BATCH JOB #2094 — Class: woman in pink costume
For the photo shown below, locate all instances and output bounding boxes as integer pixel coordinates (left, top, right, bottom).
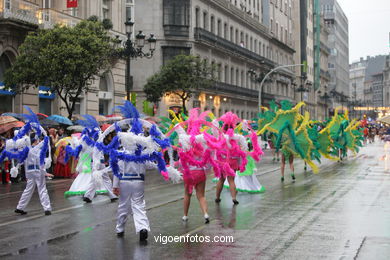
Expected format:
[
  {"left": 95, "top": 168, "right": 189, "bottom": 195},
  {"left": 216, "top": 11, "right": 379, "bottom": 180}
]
[
  {"left": 167, "top": 109, "right": 227, "bottom": 223},
  {"left": 215, "top": 112, "right": 249, "bottom": 205}
]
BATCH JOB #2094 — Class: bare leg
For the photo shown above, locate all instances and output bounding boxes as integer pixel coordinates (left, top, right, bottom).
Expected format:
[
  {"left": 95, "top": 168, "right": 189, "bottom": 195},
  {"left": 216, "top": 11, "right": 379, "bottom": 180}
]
[
  {"left": 183, "top": 187, "right": 192, "bottom": 217},
  {"left": 195, "top": 181, "right": 208, "bottom": 215},
  {"left": 215, "top": 177, "right": 225, "bottom": 202},
  {"left": 226, "top": 176, "right": 237, "bottom": 201},
  {"left": 281, "top": 154, "right": 286, "bottom": 181}
]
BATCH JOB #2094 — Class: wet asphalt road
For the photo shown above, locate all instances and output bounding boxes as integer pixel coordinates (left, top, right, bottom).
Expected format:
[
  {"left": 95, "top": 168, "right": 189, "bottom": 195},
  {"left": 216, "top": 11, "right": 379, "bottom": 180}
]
[{"left": 1, "top": 142, "right": 390, "bottom": 260}]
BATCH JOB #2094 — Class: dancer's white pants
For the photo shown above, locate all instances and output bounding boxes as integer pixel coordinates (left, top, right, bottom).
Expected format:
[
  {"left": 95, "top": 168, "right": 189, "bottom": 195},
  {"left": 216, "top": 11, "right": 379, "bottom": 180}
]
[
  {"left": 84, "top": 171, "right": 117, "bottom": 200},
  {"left": 17, "top": 173, "right": 51, "bottom": 211},
  {"left": 116, "top": 180, "right": 150, "bottom": 233}
]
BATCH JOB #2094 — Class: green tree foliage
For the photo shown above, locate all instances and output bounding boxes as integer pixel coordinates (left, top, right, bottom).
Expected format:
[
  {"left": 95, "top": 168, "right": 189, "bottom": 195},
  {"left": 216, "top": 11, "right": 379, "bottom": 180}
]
[
  {"left": 143, "top": 55, "right": 217, "bottom": 115},
  {"left": 4, "top": 20, "right": 114, "bottom": 119}
]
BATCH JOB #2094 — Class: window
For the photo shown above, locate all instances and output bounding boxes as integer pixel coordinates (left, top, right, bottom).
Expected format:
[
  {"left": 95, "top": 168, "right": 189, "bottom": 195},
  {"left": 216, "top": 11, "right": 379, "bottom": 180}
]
[
  {"left": 280, "top": 26, "right": 283, "bottom": 41},
  {"left": 241, "top": 70, "right": 244, "bottom": 87},
  {"left": 270, "top": 19, "right": 274, "bottom": 33},
  {"left": 254, "top": 39, "right": 257, "bottom": 53},
  {"left": 162, "top": 47, "right": 190, "bottom": 65},
  {"left": 102, "top": 0, "right": 110, "bottom": 19},
  {"left": 224, "top": 65, "right": 229, "bottom": 83},
  {"left": 203, "top": 11, "right": 208, "bottom": 29},
  {"left": 163, "top": 0, "right": 190, "bottom": 26},
  {"left": 210, "top": 15, "right": 215, "bottom": 33},
  {"left": 236, "top": 69, "right": 239, "bottom": 86},
  {"left": 230, "top": 26, "right": 234, "bottom": 42},
  {"left": 195, "top": 8, "right": 200, "bottom": 27},
  {"left": 224, "top": 23, "right": 228, "bottom": 39},
  {"left": 230, "top": 67, "right": 234, "bottom": 84},
  {"left": 125, "top": 0, "right": 134, "bottom": 22},
  {"left": 276, "top": 22, "right": 279, "bottom": 39},
  {"left": 217, "top": 19, "right": 221, "bottom": 36}
]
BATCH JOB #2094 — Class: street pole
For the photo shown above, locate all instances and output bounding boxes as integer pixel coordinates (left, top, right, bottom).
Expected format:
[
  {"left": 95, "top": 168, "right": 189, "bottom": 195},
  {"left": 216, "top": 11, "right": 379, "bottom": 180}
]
[
  {"left": 126, "top": 51, "right": 131, "bottom": 101},
  {"left": 258, "top": 63, "right": 305, "bottom": 113}
]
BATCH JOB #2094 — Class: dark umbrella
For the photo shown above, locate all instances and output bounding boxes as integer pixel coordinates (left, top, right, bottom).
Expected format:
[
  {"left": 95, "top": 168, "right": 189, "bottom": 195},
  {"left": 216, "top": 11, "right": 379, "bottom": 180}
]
[{"left": 40, "top": 118, "right": 60, "bottom": 127}]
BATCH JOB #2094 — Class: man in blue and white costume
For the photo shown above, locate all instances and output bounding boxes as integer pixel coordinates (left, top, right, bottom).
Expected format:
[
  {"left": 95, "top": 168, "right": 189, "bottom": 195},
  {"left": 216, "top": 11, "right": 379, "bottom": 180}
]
[
  {"left": 94, "top": 101, "right": 181, "bottom": 241},
  {"left": 0, "top": 107, "right": 52, "bottom": 215}
]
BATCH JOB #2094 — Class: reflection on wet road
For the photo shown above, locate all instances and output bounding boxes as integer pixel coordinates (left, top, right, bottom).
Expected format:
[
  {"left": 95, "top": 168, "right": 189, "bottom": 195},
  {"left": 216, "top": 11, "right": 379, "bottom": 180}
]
[{"left": 1, "top": 142, "right": 390, "bottom": 259}]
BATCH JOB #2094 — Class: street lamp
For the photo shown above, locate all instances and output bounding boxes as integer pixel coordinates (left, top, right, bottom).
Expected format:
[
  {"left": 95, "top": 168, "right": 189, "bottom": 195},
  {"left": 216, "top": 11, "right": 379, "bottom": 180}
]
[
  {"left": 118, "top": 19, "right": 156, "bottom": 101},
  {"left": 294, "top": 75, "right": 312, "bottom": 114},
  {"left": 248, "top": 64, "right": 305, "bottom": 113},
  {"left": 319, "top": 88, "right": 332, "bottom": 118}
]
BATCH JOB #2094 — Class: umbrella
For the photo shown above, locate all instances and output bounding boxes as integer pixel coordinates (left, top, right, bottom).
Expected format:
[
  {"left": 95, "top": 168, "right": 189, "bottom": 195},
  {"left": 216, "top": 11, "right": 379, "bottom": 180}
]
[
  {"left": 40, "top": 118, "right": 60, "bottom": 127},
  {"left": 0, "top": 121, "right": 25, "bottom": 134},
  {"left": 106, "top": 114, "right": 123, "bottom": 122},
  {"left": 47, "top": 115, "right": 73, "bottom": 125},
  {"left": 36, "top": 113, "right": 48, "bottom": 120},
  {"left": 0, "top": 116, "right": 18, "bottom": 125},
  {"left": 100, "top": 123, "right": 112, "bottom": 132},
  {"left": 144, "top": 116, "right": 161, "bottom": 124},
  {"left": 55, "top": 137, "right": 72, "bottom": 148},
  {"left": 67, "top": 125, "right": 84, "bottom": 132},
  {"left": 1, "top": 113, "right": 24, "bottom": 120},
  {"left": 94, "top": 115, "right": 108, "bottom": 123},
  {"left": 377, "top": 115, "right": 390, "bottom": 125}
]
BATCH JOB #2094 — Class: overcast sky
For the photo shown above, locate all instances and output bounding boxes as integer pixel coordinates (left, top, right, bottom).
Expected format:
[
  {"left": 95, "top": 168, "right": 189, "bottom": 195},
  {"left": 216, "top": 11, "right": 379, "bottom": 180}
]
[{"left": 337, "top": 0, "right": 390, "bottom": 63}]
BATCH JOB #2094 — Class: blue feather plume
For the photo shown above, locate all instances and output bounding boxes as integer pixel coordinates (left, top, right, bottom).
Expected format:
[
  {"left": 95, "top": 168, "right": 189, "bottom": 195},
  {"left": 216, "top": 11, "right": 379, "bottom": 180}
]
[
  {"left": 114, "top": 101, "right": 140, "bottom": 119},
  {"left": 22, "top": 106, "right": 41, "bottom": 137},
  {"left": 77, "top": 115, "right": 99, "bottom": 129}
]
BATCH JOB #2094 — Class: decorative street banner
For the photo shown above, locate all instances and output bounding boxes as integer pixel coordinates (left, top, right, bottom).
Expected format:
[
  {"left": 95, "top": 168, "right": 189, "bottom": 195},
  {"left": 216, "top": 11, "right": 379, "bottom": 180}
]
[{"left": 67, "top": 0, "right": 78, "bottom": 8}]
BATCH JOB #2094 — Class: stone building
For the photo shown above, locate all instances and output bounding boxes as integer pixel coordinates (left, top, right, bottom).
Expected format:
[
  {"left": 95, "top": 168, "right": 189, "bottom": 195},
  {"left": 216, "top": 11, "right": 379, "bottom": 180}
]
[
  {"left": 320, "top": 0, "right": 349, "bottom": 110},
  {"left": 132, "top": 0, "right": 297, "bottom": 118},
  {"left": 0, "top": 0, "right": 127, "bottom": 116}
]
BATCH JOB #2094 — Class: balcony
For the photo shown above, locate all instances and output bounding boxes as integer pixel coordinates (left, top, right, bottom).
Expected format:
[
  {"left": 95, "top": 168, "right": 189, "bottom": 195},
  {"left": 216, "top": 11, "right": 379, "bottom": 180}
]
[
  {"left": 320, "top": 69, "right": 331, "bottom": 80},
  {"left": 37, "top": 8, "right": 81, "bottom": 29},
  {"left": 0, "top": 1, "right": 82, "bottom": 29},
  {"left": 194, "top": 27, "right": 274, "bottom": 67},
  {"left": 200, "top": 81, "right": 258, "bottom": 99},
  {"left": 0, "top": 0, "right": 39, "bottom": 25}
]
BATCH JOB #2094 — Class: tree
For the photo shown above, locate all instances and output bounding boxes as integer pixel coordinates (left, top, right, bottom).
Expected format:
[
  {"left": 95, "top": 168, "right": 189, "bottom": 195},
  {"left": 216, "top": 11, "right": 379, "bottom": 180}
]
[
  {"left": 143, "top": 55, "right": 217, "bottom": 115},
  {"left": 4, "top": 20, "right": 114, "bottom": 119}
]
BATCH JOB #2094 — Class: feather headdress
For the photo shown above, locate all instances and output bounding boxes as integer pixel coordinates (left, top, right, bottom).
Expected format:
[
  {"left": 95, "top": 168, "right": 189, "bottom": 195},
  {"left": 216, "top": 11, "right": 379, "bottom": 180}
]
[{"left": 114, "top": 101, "right": 142, "bottom": 134}]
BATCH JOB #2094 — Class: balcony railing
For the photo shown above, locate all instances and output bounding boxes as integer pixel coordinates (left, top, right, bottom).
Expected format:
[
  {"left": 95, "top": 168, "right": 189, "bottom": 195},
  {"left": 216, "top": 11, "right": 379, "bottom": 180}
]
[
  {"left": 37, "top": 8, "right": 81, "bottom": 29},
  {"left": 200, "top": 82, "right": 258, "bottom": 99},
  {"left": 320, "top": 69, "right": 331, "bottom": 79},
  {"left": 0, "top": 0, "right": 39, "bottom": 25},
  {"left": 194, "top": 27, "right": 274, "bottom": 67}
]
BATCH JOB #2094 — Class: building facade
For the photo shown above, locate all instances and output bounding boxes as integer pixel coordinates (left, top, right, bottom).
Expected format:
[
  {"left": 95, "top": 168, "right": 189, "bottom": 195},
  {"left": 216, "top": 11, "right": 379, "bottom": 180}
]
[
  {"left": 349, "top": 57, "right": 368, "bottom": 103},
  {"left": 0, "top": 0, "right": 127, "bottom": 117},
  {"left": 131, "top": 0, "right": 297, "bottom": 118},
  {"left": 320, "top": 0, "right": 349, "bottom": 111}
]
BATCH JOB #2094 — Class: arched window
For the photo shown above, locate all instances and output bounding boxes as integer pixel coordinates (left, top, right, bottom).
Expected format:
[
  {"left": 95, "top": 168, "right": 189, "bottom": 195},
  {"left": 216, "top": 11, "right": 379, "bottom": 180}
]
[{"left": 98, "top": 72, "right": 113, "bottom": 115}]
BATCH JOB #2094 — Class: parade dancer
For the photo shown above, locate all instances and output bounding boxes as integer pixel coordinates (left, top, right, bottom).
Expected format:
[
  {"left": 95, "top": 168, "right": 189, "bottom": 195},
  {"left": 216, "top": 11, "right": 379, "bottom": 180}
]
[
  {"left": 166, "top": 109, "right": 224, "bottom": 223},
  {"left": 94, "top": 101, "right": 181, "bottom": 241},
  {"left": 0, "top": 107, "right": 52, "bottom": 215},
  {"left": 215, "top": 112, "right": 249, "bottom": 205},
  {"left": 64, "top": 116, "right": 117, "bottom": 202}
]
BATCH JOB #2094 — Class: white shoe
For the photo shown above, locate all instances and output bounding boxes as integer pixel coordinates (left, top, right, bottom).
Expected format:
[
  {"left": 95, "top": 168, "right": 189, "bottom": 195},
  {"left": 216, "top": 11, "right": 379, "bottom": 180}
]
[
  {"left": 182, "top": 216, "right": 189, "bottom": 221},
  {"left": 204, "top": 214, "right": 210, "bottom": 224}
]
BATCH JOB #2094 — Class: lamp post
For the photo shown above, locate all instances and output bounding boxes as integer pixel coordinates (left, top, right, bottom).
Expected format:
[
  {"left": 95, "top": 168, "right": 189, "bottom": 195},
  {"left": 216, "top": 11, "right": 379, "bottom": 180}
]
[
  {"left": 248, "top": 64, "right": 305, "bottom": 113},
  {"left": 118, "top": 19, "right": 157, "bottom": 102},
  {"left": 294, "top": 75, "right": 312, "bottom": 114},
  {"left": 319, "top": 89, "right": 332, "bottom": 119}
]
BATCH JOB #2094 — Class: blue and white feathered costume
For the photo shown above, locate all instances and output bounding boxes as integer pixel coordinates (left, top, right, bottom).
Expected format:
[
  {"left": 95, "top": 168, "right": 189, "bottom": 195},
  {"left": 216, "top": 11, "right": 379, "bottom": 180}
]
[
  {"left": 0, "top": 106, "right": 52, "bottom": 213},
  {"left": 64, "top": 115, "right": 109, "bottom": 198},
  {"left": 92, "top": 101, "right": 181, "bottom": 235}
]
